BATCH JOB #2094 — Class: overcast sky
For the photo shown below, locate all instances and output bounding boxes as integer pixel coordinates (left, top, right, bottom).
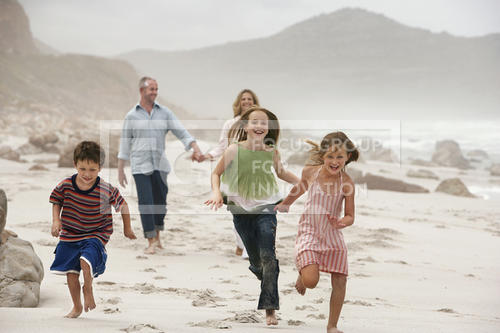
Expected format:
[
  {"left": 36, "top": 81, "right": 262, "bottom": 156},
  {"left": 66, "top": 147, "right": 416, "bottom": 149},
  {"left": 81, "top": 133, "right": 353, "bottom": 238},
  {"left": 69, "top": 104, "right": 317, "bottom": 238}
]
[{"left": 19, "top": 0, "right": 500, "bottom": 56}]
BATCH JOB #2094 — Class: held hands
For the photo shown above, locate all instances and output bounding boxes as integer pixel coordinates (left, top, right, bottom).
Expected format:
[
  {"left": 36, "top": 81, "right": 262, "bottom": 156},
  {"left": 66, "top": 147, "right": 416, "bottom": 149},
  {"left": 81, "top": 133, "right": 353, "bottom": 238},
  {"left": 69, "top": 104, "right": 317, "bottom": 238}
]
[
  {"left": 274, "top": 202, "right": 290, "bottom": 213},
  {"left": 51, "top": 219, "right": 62, "bottom": 237},
  {"left": 123, "top": 227, "right": 137, "bottom": 240},
  {"left": 191, "top": 151, "right": 205, "bottom": 162},
  {"left": 327, "top": 214, "right": 347, "bottom": 229},
  {"left": 204, "top": 191, "right": 223, "bottom": 210}
]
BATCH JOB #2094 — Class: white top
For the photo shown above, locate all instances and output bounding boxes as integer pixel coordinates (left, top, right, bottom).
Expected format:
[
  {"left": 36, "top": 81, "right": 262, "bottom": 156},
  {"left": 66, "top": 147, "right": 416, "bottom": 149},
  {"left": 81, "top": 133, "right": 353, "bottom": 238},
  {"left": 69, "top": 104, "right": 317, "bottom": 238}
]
[{"left": 206, "top": 116, "right": 241, "bottom": 159}]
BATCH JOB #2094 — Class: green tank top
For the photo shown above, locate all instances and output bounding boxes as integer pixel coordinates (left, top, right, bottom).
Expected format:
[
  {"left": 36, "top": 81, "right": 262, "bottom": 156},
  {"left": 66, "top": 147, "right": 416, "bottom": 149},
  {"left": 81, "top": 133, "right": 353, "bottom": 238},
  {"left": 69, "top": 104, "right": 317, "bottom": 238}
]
[{"left": 221, "top": 144, "right": 279, "bottom": 200}]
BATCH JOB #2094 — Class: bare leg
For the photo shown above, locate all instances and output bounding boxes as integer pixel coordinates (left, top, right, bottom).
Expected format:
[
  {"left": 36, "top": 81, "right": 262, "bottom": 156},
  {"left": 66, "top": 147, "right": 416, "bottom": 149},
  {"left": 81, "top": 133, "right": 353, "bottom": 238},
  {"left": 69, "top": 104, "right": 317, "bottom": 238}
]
[
  {"left": 235, "top": 246, "right": 243, "bottom": 256},
  {"left": 144, "top": 236, "right": 157, "bottom": 254},
  {"left": 80, "top": 259, "right": 96, "bottom": 312},
  {"left": 265, "top": 309, "right": 278, "bottom": 325},
  {"left": 296, "top": 264, "right": 319, "bottom": 295},
  {"left": 327, "top": 273, "right": 346, "bottom": 332},
  {"left": 154, "top": 230, "right": 164, "bottom": 249},
  {"left": 64, "top": 273, "right": 82, "bottom": 318}
]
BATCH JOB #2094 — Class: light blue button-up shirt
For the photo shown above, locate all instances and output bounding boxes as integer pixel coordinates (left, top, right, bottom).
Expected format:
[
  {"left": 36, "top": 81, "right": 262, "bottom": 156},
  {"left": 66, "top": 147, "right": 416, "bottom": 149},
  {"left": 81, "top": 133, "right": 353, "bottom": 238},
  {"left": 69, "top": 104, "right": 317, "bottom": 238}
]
[{"left": 118, "top": 103, "right": 195, "bottom": 175}]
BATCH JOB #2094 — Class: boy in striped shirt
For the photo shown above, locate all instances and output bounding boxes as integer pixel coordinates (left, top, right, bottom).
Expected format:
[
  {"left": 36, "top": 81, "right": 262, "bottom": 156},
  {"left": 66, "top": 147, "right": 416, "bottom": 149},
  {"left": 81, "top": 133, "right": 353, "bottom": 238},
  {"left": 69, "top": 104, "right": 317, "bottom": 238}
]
[{"left": 49, "top": 141, "right": 136, "bottom": 318}]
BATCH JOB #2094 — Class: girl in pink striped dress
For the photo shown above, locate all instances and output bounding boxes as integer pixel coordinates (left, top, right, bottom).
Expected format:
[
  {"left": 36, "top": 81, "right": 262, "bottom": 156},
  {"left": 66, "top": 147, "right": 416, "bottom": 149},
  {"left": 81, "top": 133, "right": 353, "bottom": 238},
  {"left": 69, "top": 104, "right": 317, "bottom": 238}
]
[{"left": 275, "top": 131, "right": 359, "bottom": 333}]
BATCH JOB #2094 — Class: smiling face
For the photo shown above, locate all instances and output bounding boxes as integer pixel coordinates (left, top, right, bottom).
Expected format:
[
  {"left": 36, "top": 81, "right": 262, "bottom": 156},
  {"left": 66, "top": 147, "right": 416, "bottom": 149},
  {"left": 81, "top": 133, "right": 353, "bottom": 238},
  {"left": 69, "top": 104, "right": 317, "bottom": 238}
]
[
  {"left": 322, "top": 145, "right": 350, "bottom": 175},
  {"left": 240, "top": 92, "right": 255, "bottom": 113},
  {"left": 244, "top": 110, "right": 269, "bottom": 140},
  {"left": 140, "top": 79, "right": 158, "bottom": 105},
  {"left": 74, "top": 159, "right": 101, "bottom": 187}
]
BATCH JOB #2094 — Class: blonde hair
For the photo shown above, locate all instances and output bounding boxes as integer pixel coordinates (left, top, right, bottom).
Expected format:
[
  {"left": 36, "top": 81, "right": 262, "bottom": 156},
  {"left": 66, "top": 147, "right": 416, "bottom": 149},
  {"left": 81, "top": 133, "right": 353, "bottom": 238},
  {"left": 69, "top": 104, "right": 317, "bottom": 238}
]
[
  {"left": 228, "top": 106, "right": 280, "bottom": 146},
  {"left": 306, "top": 132, "right": 359, "bottom": 166},
  {"left": 232, "top": 89, "right": 260, "bottom": 117}
]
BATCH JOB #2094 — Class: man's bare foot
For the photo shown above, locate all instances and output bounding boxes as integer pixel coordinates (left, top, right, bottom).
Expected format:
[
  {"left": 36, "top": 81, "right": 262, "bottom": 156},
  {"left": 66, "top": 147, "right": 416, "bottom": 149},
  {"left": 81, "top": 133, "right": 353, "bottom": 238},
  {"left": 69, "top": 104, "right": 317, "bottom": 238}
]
[
  {"left": 144, "top": 241, "right": 156, "bottom": 254},
  {"left": 64, "top": 305, "right": 83, "bottom": 318},
  {"left": 327, "top": 327, "right": 344, "bottom": 333},
  {"left": 82, "top": 285, "right": 96, "bottom": 312},
  {"left": 265, "top": 309, "right": 278, "bottom": 326},
  {"left": 235, "top": 246, "right": 243, "bottom": 256},
  {"left": 295, "top": 275, "right": 306, "bottom": 295},
  {"left": 155, "top": 240, "right": 164, "bottom": 250}
]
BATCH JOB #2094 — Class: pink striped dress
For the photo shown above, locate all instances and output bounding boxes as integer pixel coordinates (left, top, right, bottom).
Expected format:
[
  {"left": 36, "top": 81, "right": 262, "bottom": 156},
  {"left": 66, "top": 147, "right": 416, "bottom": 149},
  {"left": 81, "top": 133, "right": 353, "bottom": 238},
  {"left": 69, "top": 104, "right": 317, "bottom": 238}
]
[{"left": 295, "top": 168, "right": 348, "bottom": 275}]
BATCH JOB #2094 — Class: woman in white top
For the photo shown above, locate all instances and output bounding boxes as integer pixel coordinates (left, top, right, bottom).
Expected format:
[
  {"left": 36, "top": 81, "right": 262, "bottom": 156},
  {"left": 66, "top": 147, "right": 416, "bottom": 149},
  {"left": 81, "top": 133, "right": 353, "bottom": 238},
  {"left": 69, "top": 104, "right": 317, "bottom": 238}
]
[{"left": 204, "top": 89, "right": 260, "bottom": 257}]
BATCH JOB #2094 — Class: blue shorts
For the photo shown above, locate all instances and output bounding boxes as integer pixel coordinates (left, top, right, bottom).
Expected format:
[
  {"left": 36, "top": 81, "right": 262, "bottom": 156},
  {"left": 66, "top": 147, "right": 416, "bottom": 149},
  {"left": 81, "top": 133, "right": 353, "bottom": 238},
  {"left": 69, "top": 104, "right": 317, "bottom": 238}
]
[{"left": 50, "top": 238, "right": 107, "bottom": 278}]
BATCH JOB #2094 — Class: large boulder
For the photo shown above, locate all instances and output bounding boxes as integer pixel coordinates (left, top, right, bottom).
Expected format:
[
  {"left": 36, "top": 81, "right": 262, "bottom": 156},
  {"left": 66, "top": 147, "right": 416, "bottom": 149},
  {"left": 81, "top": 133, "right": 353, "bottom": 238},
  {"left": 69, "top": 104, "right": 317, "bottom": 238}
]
[
  {"left": 0, "top": 145, "right": 20, "bottom": 162},
  {"left": 0, "top": 189, "right": 6, "bottom": 237},
  {"left": 359, "top": 137, "right": 399, "bottom": 163},
  {"left": 357, "top": 173, "right": 429, "bottom": 193},
  {"left": 435, "top": 178, "right": 475, "bottom": 198},
  {"left": 431, "top": 140, "right": 471, "bottom": 170},
  {"left": 0, "top": 188, "right": 44, "bottom": 307},
  {"left": 490, "top": 164, "right": 500, "bottom": 177},
  {"left": 406, "top": 169, "right": 439, "bottom": 180},
  {"left": 0, "top": 237, "right": 44, "bottom": 307},
  {"left": 466, "top": 149, "right": 489, "bottom": 162}
]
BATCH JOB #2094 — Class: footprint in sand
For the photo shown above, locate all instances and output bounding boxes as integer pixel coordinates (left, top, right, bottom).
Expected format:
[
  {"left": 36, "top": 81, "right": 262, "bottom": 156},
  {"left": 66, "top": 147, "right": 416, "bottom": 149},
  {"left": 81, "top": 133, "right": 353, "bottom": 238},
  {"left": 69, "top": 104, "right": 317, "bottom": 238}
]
[
  {"left": 357, "top": 256, "right": 377, "bottom": 263},
  {"left": 307, "top": 314, "right": 326, "bottom": 320},
  {"left": 296, "top": 305, "right": 318, "bottom": 311},
  {"left": 288, "top": 320, "right": 305, "bottom": 326},
  {"left": 344, "top": 300, "right": 373, "bottom": 306},
  {"left": 120, "top": 324, "right": 164, "bottom": 333},
  {"left": 136, "top": 255, "right": 148, "bottom": 260},
  {"left": 96, "top": 281, "right": 116, "bottom": 286},
  {"left": 385, "top": 260, "right": 409, "bottom": 265},
  {"left": 103, "top": 307, "right": 120, "bottom": 314},
  {"left": 436, "top": 308, "right": 457, "bottom": 314},
  {"left": 153, "top": 276, "right": 167, "bottom": 280},
  {"left": 35, "top": 239, "right": 57, "bottom": 247},
  {"left": 189, "top": 320, "right": 231, "bottom": 329},
  {"left": 312, "top": 298, "right": 324, "bottom": 304},
  {"left": 142, "top": 268, "right": 157, "bottom": 273},
  {"left": 104, "top": 297, "right": 121, "bottom": 305}
]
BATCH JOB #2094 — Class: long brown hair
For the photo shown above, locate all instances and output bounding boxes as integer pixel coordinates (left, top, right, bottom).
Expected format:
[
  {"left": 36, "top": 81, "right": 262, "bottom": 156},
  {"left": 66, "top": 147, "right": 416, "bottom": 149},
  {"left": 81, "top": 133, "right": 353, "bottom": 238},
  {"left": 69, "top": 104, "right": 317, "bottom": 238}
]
[
  {"left": 228, "top": 106, "right": 280, "bottom": 146},
  {"left": 306, "top": 131, "right": 359, "bottom": 166},
  {"left": 232, "top": 89, "right": 260, "bottom": 117}
]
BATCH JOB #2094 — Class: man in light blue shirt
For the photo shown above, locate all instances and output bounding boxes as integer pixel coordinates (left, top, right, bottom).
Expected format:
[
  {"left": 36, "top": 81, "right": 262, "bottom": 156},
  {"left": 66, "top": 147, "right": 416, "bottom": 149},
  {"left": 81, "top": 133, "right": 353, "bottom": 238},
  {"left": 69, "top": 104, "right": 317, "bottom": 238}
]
[{"left": 118, "top": 76, "right": 203, "bottom": 254}]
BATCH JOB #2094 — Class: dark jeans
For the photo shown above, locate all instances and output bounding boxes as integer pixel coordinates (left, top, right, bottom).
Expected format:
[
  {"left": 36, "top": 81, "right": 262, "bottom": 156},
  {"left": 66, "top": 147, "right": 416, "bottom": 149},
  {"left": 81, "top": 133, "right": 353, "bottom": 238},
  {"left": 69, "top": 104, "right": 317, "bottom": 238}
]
[
  {"left": 133, "top": 170, "right": 168, "bottom": 239},
  {"left": 232, "top": 212, "right": 279, "bottom": 310}
]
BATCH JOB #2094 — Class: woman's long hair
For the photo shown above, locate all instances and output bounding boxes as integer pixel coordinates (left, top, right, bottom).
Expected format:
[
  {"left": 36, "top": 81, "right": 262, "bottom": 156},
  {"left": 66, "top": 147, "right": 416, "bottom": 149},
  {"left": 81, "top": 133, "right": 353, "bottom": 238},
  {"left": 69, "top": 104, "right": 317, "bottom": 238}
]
[{"left": 232, "top": 89, "right": 260, "bottom": 117}]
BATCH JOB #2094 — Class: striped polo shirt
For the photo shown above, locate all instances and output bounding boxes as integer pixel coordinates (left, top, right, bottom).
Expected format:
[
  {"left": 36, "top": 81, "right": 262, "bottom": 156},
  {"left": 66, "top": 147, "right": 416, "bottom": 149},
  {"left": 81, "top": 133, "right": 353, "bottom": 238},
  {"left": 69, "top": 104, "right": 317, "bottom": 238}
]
[{"left": 49, "top": 175, "right": 125, "bottom": 245}]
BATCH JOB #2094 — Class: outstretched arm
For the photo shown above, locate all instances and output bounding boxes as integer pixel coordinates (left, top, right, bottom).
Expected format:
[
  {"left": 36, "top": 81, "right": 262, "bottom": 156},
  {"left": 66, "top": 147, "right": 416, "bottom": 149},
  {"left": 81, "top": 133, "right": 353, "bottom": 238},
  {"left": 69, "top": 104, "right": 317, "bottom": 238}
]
[
  {"left": 204, "top": 144, "right": 238, "bottom": 210},
  {"left": 273, "top": 149, "right": 300, "bottom": 185},
  {"left": 275, "top": 165, "right": 317, "bottom": 212}
]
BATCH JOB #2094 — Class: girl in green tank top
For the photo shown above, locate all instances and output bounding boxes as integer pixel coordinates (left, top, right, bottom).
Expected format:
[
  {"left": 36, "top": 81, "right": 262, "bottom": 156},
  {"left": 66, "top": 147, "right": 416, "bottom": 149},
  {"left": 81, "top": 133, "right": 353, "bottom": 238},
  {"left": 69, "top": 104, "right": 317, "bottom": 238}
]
[{"left": 205, "top": 106, "right": 299, "bottom": 326}]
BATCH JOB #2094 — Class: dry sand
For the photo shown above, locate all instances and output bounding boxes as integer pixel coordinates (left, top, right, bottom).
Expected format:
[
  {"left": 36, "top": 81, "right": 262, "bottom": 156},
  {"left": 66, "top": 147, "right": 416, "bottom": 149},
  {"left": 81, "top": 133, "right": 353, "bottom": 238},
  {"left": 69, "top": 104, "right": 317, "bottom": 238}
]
[{"left": 1, "top": 140, "right": 500, "bottom": 332}]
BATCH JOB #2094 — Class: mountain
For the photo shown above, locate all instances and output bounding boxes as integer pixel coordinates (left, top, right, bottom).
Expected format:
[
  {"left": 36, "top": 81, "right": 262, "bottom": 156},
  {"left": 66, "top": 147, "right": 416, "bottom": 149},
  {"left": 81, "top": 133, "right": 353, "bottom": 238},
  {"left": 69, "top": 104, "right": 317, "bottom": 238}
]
[
  {"left": 0, "top": 0, "right": 195, "bottom": 131},
  {"left": 120, "top": 8, "right": 500, "bottom": 120}
]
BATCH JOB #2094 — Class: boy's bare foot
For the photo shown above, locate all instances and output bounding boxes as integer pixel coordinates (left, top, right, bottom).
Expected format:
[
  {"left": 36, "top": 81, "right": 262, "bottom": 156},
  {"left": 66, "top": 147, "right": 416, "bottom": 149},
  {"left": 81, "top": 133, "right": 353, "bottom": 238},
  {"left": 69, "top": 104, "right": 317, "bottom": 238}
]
[
  {"left": 64, "top": 305, "right": 83, "bottom": 318},
  {"left": 235, "top": 246, "right": 243, "bottom": 256},
  {"left": 265, "top": 309, "right": 278, "bottom": 326},
  {"left": 327, "top": 327, "right": 344, "bottom": 333},
  {"left": 295, "top": 275, "right": 306, "bottom": 295},
  {"left": 82, "top": 285, "right": 96, "bottom": 312}
]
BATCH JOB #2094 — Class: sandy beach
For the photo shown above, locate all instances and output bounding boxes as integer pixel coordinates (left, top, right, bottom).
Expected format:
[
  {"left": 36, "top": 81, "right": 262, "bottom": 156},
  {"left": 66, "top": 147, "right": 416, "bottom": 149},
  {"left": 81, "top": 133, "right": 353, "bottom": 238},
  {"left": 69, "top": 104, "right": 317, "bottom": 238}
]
[{"left": 0, "top": 139, "right": 499, "bottom": 333}]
